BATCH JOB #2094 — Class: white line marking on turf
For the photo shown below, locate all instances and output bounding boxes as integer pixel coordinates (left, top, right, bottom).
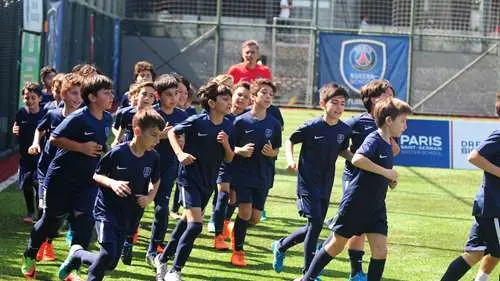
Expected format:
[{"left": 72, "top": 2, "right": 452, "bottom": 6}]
[{"left": 0, "top": 173, "right": 18, "bottom": 192}]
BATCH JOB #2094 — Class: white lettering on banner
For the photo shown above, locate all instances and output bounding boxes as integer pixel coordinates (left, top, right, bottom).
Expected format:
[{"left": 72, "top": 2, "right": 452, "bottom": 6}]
[
  {"left": 452, "top": 121, "right": 498, "bottom": 170},
  {"left": 400, "top": 135, "right": 442, "bottom": 147}
]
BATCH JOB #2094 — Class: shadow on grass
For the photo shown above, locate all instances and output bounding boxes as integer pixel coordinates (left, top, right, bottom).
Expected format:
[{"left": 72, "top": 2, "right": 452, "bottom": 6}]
[{"left": 406, "top": 167, "right": 472, "bottom": 208}]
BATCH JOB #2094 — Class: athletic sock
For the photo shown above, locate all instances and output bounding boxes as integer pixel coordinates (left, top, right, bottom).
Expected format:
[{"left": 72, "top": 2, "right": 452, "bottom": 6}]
[
  {"left": 171, "top": 222, "right": 202, "bottom": 272},
  {"left": 213, "top": 191, "right": 228, "bottom": 235},
  {"left": 475, "top": 270, "right": 489, "bottom": 281},
  {"left": 367, "top": 258, "right": 386, "bottom": 281},
  {"left": 348, "top": 249, "right": 365, "bottom": 276},
  {"left": 278, "top": 225, "right": 307, "bottom": 253},
  {"left": 159, "top": 219, "right": 187, "bottom": 263},
  {"left": 441, "top": 256, "right": 471, "bottom": 281},
  {"left": 233, "top": 216, "right": 249, "bottom": 251},
  {"left": 302, "top": 248, "right": 333, "bottom": 281}
]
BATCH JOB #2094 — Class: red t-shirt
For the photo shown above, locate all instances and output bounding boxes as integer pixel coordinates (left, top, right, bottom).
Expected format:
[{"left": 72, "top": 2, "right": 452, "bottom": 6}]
[{"left": 227, "top": 63, "right": 272, "bottom": 84}]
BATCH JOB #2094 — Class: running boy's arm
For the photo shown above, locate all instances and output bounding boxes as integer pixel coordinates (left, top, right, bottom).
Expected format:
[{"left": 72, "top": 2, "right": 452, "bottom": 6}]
[
  {"left": 468, "top": 150, "right": 500, "bottom": 178},
  {"left": 168, "top": 129, "right": 196, "bottom": 165},
  {"left": 93, "top": 173, "right": 131, "bottom": 198},
  {"left": 28, "top": 129, "right": 46, "bottom": 155},
  {"left": 339, "top": 149, "right": 353, "bottom": 162},
  {"left": 137, "top": 179, "right": 160, "bottom": 208},
  {"left": 217, "top": 130, "right": 235, "bottom": 163},
  {"left": 50, "top": 136, "right": 102, "bottom": 157},
  {"left": 352, "top": 153, "right": 398, "bottom": 182},
  {"left": 391, "top": 138, "right": 400, "bottom": 156},
  {"left": 285, "top": 139, "right": 297, "bottom": 172}
]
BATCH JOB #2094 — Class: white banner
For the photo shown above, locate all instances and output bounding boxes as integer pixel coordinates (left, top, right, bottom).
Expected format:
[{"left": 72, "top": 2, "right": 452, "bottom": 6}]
[
  {"left": 23, "top": 0, "right": 43, "bottom": 33},
  {"left": 452, "top": 121, "right": 499, "bottom": 169}
]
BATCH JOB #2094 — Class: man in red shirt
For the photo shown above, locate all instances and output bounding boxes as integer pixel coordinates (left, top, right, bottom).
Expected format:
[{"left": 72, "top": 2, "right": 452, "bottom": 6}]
[{"left": 227, "top": 40, "right": 272, "bottom": 83}]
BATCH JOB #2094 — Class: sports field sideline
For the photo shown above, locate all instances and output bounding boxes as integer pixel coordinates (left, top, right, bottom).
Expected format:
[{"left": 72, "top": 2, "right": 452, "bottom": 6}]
[{"left": 1, "top": 108, "right": 497, "bottom": 280}]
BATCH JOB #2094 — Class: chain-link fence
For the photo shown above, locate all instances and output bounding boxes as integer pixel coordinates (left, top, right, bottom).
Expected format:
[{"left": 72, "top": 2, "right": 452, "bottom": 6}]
[{"left": 120, "top": 0, "right": 500, "bottom": 117}]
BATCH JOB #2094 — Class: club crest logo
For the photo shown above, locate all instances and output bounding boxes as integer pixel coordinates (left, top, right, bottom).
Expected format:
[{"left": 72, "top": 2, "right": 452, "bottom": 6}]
[
  {"left": 143, "top": 167, "right": 151, "bottom": 178},
  {"left": 337, "top": 134, "right": 345, "bottom": 144},
  {"left": 340, "top": 39, "right": 386, "bottom": 93},
  {"left": 265, "top": 128, "right": 273, "bottom": 139}
]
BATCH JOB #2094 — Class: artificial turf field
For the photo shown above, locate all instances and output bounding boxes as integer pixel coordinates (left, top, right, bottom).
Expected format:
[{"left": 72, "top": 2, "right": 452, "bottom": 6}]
[{"left": 1, "top": 108, "right": 498, "bottom": 280}]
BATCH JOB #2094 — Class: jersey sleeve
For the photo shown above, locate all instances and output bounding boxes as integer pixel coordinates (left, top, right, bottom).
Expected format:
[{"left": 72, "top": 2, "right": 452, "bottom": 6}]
[
  {"left": 340, "top": 127, "right": 351, "bottom": 151},
  {"left": 289, "top": 121, "right": 310, "bottom": 144},
  {"left": 150, "top": 152, "right": 161, "bottom": 183},
  {"left": 52, "top": 114, "right": 81, "bottom": 139},
  {"left": 356, "top": 133, "right": 378, "bottom": 159},
  {"left": 95, "top": 148, "right": 115, "bottom": 176},
  {"left": 173, "top": 114, "right": 197, "bottom": 136},
  {"left": 37, "top": 111, "right": 52, "bottom": 131},
  {"left": 343, "top": 115, "right": 358, "bottom": 129},
  {"left": 113, "top": 109, "right": 123, "bottom": 130},
  {"left": 476, "top": 130, "right": 500, "bottom": 159},
  {"left": 272, "top": 122, "right": 282, "bottom": 149}
]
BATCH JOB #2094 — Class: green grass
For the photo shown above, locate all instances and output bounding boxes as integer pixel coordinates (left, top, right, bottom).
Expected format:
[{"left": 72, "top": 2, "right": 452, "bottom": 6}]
[{"left": 1, "top": 108, "right": 497, "bottom": 280}]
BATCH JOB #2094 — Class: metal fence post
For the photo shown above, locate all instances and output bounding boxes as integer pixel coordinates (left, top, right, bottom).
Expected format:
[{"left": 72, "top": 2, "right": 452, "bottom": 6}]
[
  {"left": 308, "top": 0, "right": 319, "bottom": 107},
  {"left": 406, "top": 0, "right": 416, "bottom": 105},
  {"left": 213, "top": 0, "right": 222, "bottom": 76}
]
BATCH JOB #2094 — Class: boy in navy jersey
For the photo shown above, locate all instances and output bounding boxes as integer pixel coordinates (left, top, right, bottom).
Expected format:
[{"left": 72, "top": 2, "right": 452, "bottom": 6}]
[
  {"left": 119, "top": 61, "right": 155, "bottom": 109},
  {"left": 440, "top": 130, "right": 500, "bottom": 281},
  {"left": 272, "top": 84, "right": 352, "bottom": 276},
  {"left": 229, "top": 79, "right": 282, "bottom": 267},
  {"left": 212, "top": 81, "right": 252, "bottom": 250},
  {"left": 58, "top": 109, "right": 164, "bottom": 281},
  {"left": 113, "top": 82, "right": 156, "bottom": 146},
  {"left": 145, "top": 75, "right": 188, "bottom": 265},
  {"left": 39, "top": 66, "right": 57, "bottom": 108},
  {"left": 298, "top": 98, "right": 411, "bottom": 281},
  {"left": 21, "top": 74, "right": 114, "bottom": 279},
  {"left": 28, "top": 73, "right": 83, "bottom": 262},
  {"left": 43, "top": 73, "right": 65, "bottom": 112},
  {"left": 155, "top": 81, "right": 234, "bottom": 281},
  {"left": 342, "top": 80, "right": 398, "bottom": 281},
  {"left": 13, "top": 82, "right": 45, "bottom": 223}
]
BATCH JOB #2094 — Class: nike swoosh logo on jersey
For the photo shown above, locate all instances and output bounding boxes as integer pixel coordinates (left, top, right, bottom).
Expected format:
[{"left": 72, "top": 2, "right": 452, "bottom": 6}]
[
  {"left": 364, "top": 126, "right": 374, "bottom": 130},
  {"left": 84, "top": 131, "right": 95, "bottom": 135},
  {"left": 314, "top": 136, "right": 325, "bottom": 140},
  {"left": 197, "top": 133, "right": 208, "bottom": 137},
  {"left": 116, "top": 166, "right": 127, "bottom": 170},
  {"left": 21, "top": 121, "right": 28, "bottom": 124},
  {"left": 352, "top": 130, "right": 360, "bottom": 134},
  {"left": 379, "top": 155, "right": 388, "bottom": 159},
  {"left": 245, "top": 130, "right": 254, "bottom": 134}
]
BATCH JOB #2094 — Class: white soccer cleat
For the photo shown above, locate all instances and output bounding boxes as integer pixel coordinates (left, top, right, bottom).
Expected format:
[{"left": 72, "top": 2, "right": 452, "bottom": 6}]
[
  {"left": 164, "top": 270, "right": 182, "bottom": 281},
  {"left": 154, "top": 255, "right": 168, "bottom": 281}
]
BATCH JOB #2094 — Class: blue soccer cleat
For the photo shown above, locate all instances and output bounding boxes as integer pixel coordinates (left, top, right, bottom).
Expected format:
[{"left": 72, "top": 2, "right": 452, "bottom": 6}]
[
  {"left": 272, "top": 240, "right": 285, "bottom": 273},
  {"left": 58, "top": 244, "right": 82, "bottom": 280},
  {"left": 261, "top": 210, "right": 268, "bottom": 222},
  {"left": 66, "top": 229, "right": 73, "bottom": 247},
  {"left": 121, "top": 242, "right": 133, "bottom": 265},
  {"left": 349, "top": 272, "right": 367, "bottom": 281}
]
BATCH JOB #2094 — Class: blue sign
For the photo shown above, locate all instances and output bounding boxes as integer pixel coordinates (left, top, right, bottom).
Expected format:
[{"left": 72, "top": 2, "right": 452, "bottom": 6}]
[
  {"left": 46, "top": 0, "right": 64, "bottom": 70},
  {"left": 318, "top": 33, "right": 409, "bottom": 107},
  {"left": 394, "top": 120, "right": 451, "bottom": 168}
]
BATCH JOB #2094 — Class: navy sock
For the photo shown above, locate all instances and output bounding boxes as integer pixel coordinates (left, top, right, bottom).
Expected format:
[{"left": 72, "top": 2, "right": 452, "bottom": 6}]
[
  {"left": 367, "top": 258, "right": 386, "bottom": 281},
  {"left": 171, "top": 222, "right": 202, "bottom": 272},
  {"left": 302, "top": 248, "right": 333, "bottom": 281},
  {"left": 303, "top": 218, "right": 322, "bottom": 272},
  {"left": 148, "top": 198, "right": 169, "bottom": 256},
  {"left": 233, "top": 216, "right": 249, "bottom": 251},
  {"left": 278, "top": 225, "right": 308, "bottom": 253},
  {"left": 440, "top": 256, "right": 471, "bottom": 281},
  {"left": 213, "top": 191, "right": 228, "bottom": 235},
  {"left": 225, "top": 203, "right": 237, "bottom": 220},
  {"left": 159, "top": 219, "right": 187, "bottom": 263},
  {"left": 348, "top": 249, "right": 365, "bottom": 276},
  {"left": 24, "top": 213, "right": 62, "bottom": 258},
  {"left": 77, "top": 242, "right": 119, "bottom": 281}
]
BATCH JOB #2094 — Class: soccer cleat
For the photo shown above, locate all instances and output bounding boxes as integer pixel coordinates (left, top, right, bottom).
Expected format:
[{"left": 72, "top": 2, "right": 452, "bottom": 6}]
[
  {"left": 207, "top": 220, "right": 215, "bottom": 233},
  {"left": 154, "top": 255, "right": 168, "bottom": 281},
  {"left": 260, "top": 210, "right": 268, "bottom": 222},
  {"left": 64, "top": 272, "right": 84, "bottom": 281},
  {"left": 156, "top": 243, "right": 165, "bottom": 254},
  {"left": 146, "top": 255, "right": 156, "bottom": 269},
  {"left": 23, "top": 215, "right": 34, "bottom": 224},
  {"left": 36, "top": 241, "right": 47, "bottom": 261},
  {"left": 21, "top": 256, "right": 36, "bottom": 279},
  {"left": 214, "top": 234, "right": 229, "bottom": 250},
  {"left": 164, "top": 270, "right": 182, "bottom": 281},
  {"left": 222, "top": 219, "right": 230, "bottom": 239},
  {"left": 349, "top": 272, "right": 367, "bottom": 281},
  {"left": 58, "top": 244, "right": 82, "bottom": 280},
  {"left": 42, "top": 242, "right": 56, "bottom": 261},
  {"left": 272, "top": 240, "right": 285, "bottom": 273},
  {"left": 121, "top": 242, "right": 133, "bottom": 265},
  {"left": 231, "top": 250, "right": 247, "bottom": 267},
  {"left": 66, "top": 230, "right": 73, "bottom": 247},
  {"left": 227, "top": 221, "right": 235, "bottom": 250},
  {"left": 133, "top": 228, "right": 139, "bottom": 244}
]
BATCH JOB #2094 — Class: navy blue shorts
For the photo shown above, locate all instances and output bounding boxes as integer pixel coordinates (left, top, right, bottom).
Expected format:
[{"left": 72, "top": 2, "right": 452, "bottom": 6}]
[
  {"left": 45, "top": 182, "right": 98, "bottom": 217},
  {"left": 18, "top": 166, "right": 37, "bottom": 191},
  {"left": 464, "top": 216, "right": 500, "bottom": 258},
  {"left": 235, "top": 186, "right": 268, "bottom": 211},
  {"left": 328, "top": 211, "right": 388, "bottom": 238},
  {"left": 179, "top": 185, "right": 212, "bottom": 210},
  {"left": 158, "top": 164, "right": 178, "bottom": 200},
  {"left": 216, "top": 163, "right": 232, "bottom": 184},
  {"left": 96, "top": 220, "right": 126, "bottom": 245},
  {"left": 297, "top": 195, "right": 329, "bottom": 220}
]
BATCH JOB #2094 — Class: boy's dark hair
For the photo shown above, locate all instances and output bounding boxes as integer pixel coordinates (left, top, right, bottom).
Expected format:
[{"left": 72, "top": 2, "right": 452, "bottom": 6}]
[
  {"left": 154, "top": 74, "right": 178, "bottom": 94},
  {"left": 40, "top": 66, "right": 57, "bottom": 85},
  {"left": 81, "top": 74, "right": 113, "bottom": 104},
  {"left": 250, "top": 79, "right": 276, "bottom": 96},
  {"left": 234, "top": 81, "right": 251, "bottom": 91},
  {"left": 198, "top": 81, "right": 232, "bottom": 111},
  {"left": 132, "top": 109, "right": 166, "bottom": 132},
  {"left": 373, "top": 97, "right": 412, "bottom": 128},
  {"left": 360, "top": 80, "right": 391, "bottom": 112},
  {"left": 134, "top": 61, "right": 155, "bottom": 80},
  {"left": 319, "top": 83, "right": 349, "bottom": 102},
  {"left": 22, "top": 81, "right": 42, "bottom": 97}
]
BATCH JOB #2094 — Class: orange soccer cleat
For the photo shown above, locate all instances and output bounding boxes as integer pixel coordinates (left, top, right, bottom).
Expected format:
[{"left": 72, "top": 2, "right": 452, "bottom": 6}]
[
  {"left": 214, "top": 234, "right": 229, "bottom": 251},
  {"left": 231, "top": 250, "right": 247, "bottom": 267},
  {"left": 42, "top": 242, "right": 56, "bottom": 261}
]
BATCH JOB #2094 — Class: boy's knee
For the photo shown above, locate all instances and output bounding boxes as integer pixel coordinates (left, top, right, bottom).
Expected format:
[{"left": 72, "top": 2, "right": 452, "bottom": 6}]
[
  {"left": 462, "top": 251, "right": 485, "bottom": 266},
  {"left": 371, "top": 244, "right": 388, "bottom": 259}
]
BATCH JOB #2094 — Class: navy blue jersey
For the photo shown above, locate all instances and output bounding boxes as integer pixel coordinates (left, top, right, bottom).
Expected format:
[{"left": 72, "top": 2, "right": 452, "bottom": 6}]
[
  {"left": 36, "top": 108, "right": 65, "bottom": 179},
  {"left": 339, "top": 131, "right": 393, "bottom": 216},
  {"left": 40, "top": 90, "right": 54, "bottom": 108},
  {"left": 231, "top": 111, "right": 282, "bottom": 189},
  {"left": 217, "top": 112, "right": 248, "bottom": 183},
  {"left": 472, "top": 130, "right": 500, "bottom": 217},
  {"left": 117, "top": 106, "right": 136, "bottom": 142},
  {"left": 174, "top": 113, "right": 234, "bottom": 194},
  {"left": 15, "top": 107, "right": 45, "bottom": 169},
  {"left": 267, "top": 105, "right": 284, "bottom": 129},
  {"left": 119, "top": 91, "right": 130, "bottom": 109},
  {"left": 154, "top": 107, "right": 187, "bottom": 171},
  {"left": 94, "top": 142, "right": 160, "bottom": 224},
  {"left": 185, "top": 106, "right": 197, "bottom": 117},
  {"left": 290, "top": 117, "right": 351, "bottom": 199},
  {"left": 43, "top": 101, "right": 60, "bottom": 112},
  {"left": 44, "top": 107, "right": 113, "bottom": 187}
]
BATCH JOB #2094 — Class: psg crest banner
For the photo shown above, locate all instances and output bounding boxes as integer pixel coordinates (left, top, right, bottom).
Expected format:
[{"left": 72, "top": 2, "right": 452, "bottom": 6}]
[{"left": 318, "top": 33, "right": 409, "bottom": 108}]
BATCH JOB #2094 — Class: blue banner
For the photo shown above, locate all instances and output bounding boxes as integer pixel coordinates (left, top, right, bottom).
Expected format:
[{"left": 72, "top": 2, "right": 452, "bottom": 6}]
[
  {"left": 112, "top": 19, "right": 121, "bottom": 89},
  {"left": 395, "top": 120, "right": 451, "bottom": 168},
  {"left": 46, "top": 0, "right": 64, "bottom": 70},
  {"left": 318, "top": 33, "right": 409, "bottom": 108}
]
